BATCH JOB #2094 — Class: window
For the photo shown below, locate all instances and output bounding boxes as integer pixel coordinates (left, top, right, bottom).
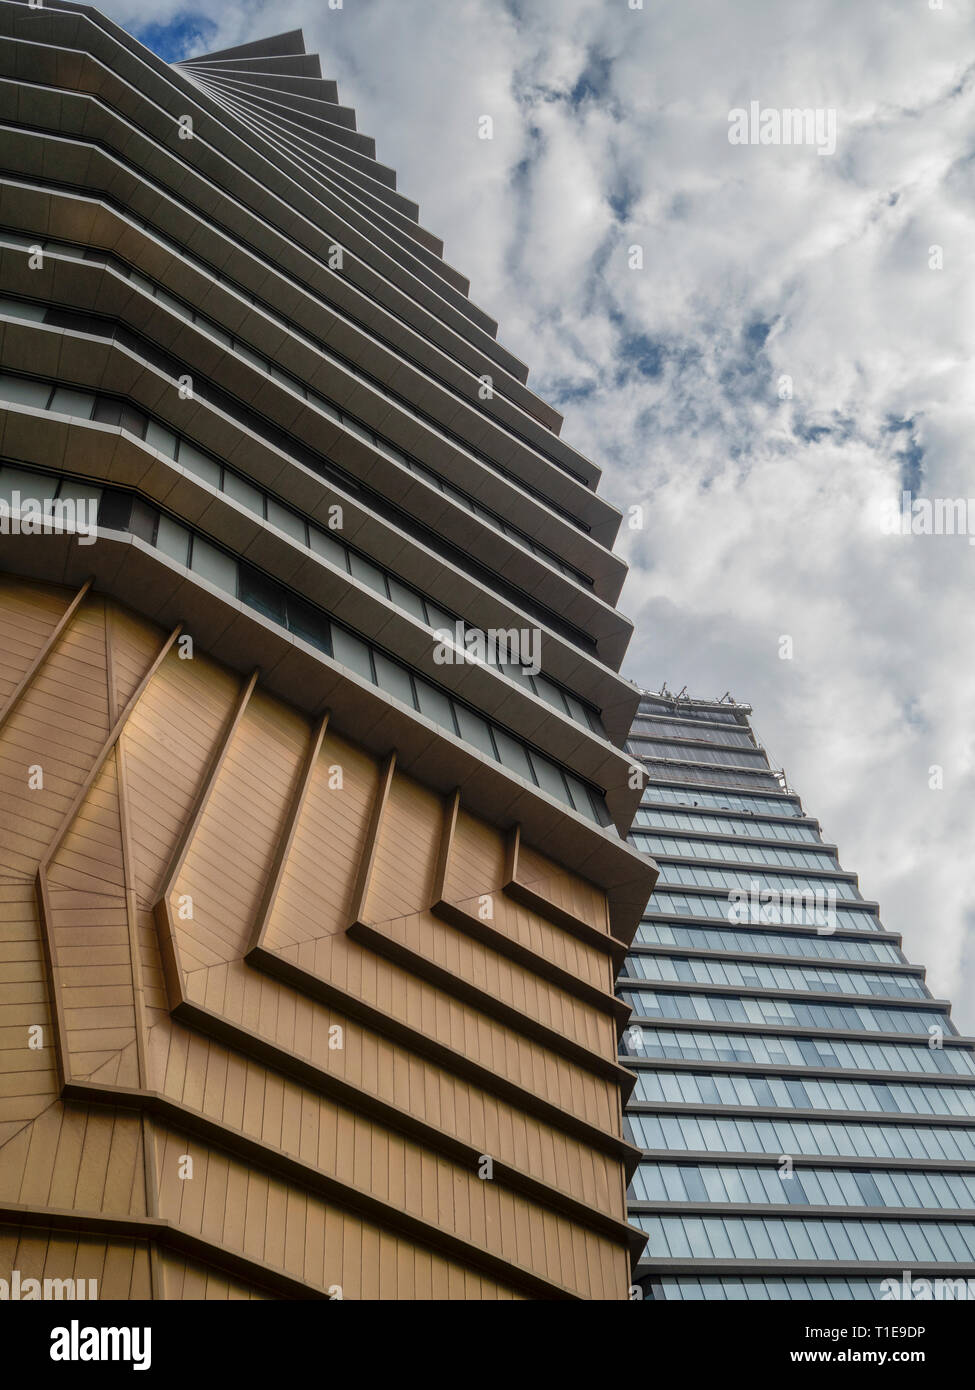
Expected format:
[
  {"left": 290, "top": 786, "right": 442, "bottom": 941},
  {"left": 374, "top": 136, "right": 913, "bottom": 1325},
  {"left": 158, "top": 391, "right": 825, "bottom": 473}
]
[
  {"left": 177, "top": 441, "right": 221, "bottom": 489},
  {"left": 634, "top": 833, "right": 837, "bottom": 871},
  {"left": 223, "top": 470, "right": 264, "bottom": 516},
  {"left": 308, "top": 527, "right": 348, "bottom": 571},
  {"left": 349, "top": 551, "right": 388, "bottom": 595},
  {"left": 0, "top": 464, "right": 52, "bottom": 502},
  {"left": 387, "top": 578, "right": 426, "bottom": 622},
  {"left": 654, "top": 862, "right": 861, "bottom": 902},
  {"left": 285, "top": 595, "right": 331, "bottom": 655},
  {"left": 190, "top": 536, "right": 237, "bottom": 594},
  {"left": 0, "top": 375, "right": 51, "bottom": 408},
  {"left": 414, "top": 678, "right": 456, "bottom": 732},
  {"left": 632, "top": 920, "right": 902, "bottom": 963},
  {"left": 155, "top": 514, "right": 190, "bottom": 566},
  {"left": 493, "top": 729, "right": 535, "bottom": 784},
  {"left": 645, "top": 891, "right": 882, "bottom": 933},
  {"left": 372, "top": 652, "right": 415, "bottom": 708},
  {"left": 266, "top": 497, "right": 306, "bottom": 543},
  {"left": 623, "top": 953, "right": 926, "bottom": 1000},
  {"left": 48, "top": 386, "right": 96, "bottom": 419},
  {"left": 55, "top": 478, "right": 102, "bottom": 509},
  {"left": 642, "top": 786, "right": 803, "bottom": 817},
  {"left": 145, "top": 419, "right": 178, "bottom": 459},
  {"left": 128, "top": 498, "right": 157, "bottom": 544},
  {"left": 623, "top": 1026, "right": 975, "bottom": 1076},
  {"left": 529, "top": 752, "right": 567, "bottom": 802},
  {"left": 0, "top": 365, "right": 603, "bottom": 738},
  {"left": 331, "top": 627, "right": 374, "bottom": 682},
  {"left": 238, "top": 565, "right": 286, "bottom": 624},
  {"left": 453, "top": 706, "right": 497, "bottom": 760}
]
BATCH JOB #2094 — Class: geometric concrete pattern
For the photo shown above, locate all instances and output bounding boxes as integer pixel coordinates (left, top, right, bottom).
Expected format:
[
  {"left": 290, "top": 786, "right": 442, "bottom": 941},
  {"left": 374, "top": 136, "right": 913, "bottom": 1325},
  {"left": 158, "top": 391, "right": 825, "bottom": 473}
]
[{"left": 0, "top": 576, "right": 642, "bottom": 1297}]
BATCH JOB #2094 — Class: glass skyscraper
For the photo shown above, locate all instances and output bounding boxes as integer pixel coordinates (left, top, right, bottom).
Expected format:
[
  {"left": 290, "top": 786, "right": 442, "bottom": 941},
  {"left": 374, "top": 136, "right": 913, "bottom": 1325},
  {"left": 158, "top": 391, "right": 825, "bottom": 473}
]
[{"left": 620, "top": 690, "right": 974, "bottom": 1301}]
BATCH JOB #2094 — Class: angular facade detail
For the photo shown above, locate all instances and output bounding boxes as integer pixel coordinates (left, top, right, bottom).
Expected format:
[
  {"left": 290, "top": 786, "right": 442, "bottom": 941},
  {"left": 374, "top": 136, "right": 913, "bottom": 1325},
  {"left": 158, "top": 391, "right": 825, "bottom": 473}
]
[
  {"left": 621, "top": 691, "right": 975, "bottom": 1301},
  {"left": 0, "top": 3, "right": 654, "bottom": 1299}
]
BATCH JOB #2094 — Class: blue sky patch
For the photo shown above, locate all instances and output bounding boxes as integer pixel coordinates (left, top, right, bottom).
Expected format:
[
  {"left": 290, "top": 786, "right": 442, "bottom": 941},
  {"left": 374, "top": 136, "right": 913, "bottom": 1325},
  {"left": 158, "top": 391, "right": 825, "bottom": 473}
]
[{"left": 132, "top": 12, "right": 218, "bottom": 63}]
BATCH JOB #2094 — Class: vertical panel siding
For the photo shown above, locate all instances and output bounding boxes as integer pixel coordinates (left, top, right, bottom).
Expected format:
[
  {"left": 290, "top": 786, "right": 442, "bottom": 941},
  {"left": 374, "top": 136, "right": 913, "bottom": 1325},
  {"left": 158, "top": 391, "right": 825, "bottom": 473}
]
[
  {"left": 263, "top": 730, "right": 379, "bottom": 950},
  {"left": 0, "top": 1101, "right": 145, "bottom": 1215},
  {"left": 173, "top": 693, "right": 306, "bottom": 971},
  {"left": 363, "top": 773, "right": 443, "bottom": 922},
  {"left": 142, "top": 1017, "right": 621, "bottom": 1290},
  {"left": 0, "top": 577, "right": 71, "bottom": 708},
  {"left": 446, "top": 808, "right": 507, "bottom": 900},
  {"left": 0, "top": 583, "right": 634, "bottom": 1299},
  {"left": 120, "top": 647, "right": 240, "bottom": 902},
  {"left": 0, "top": 1225, "right": 151, "bottom": 1299},
  {"left": 0, "top": 878, "right": 58, "bottom": 1130},
  {"left": 0, "top": 598, "right": 109, "bottom": 878},
  {"left": 516, "top": 843, "right": 611, "bottom": 936},
  {"left": 151, "top": 1120, "right": 523, "bottom": 1299},
  {"left": 155, "top": 1248, "right": 270, "bottom": 1299}
]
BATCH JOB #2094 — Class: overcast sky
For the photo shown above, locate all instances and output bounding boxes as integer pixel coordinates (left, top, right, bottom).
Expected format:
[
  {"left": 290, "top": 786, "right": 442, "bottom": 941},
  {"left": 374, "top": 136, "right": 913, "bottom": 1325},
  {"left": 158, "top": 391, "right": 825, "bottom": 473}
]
[{"left": 102, "top": 0, "right": 974, "bottom": 1027}]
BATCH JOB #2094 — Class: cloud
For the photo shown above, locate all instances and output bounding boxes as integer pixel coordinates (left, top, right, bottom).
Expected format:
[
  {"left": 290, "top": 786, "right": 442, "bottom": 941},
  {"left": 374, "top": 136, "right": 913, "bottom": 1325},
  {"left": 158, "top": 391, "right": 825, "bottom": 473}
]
[{"left": 101, "top": 0, "right": 975, "bottom": 1027}]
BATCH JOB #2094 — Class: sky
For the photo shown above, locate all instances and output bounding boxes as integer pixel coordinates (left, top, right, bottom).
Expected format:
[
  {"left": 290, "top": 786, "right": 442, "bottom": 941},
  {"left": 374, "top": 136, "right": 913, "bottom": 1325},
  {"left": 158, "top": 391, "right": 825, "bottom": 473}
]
[{"left": 101, "top": 0, "right": 974, "bottom": 1027}]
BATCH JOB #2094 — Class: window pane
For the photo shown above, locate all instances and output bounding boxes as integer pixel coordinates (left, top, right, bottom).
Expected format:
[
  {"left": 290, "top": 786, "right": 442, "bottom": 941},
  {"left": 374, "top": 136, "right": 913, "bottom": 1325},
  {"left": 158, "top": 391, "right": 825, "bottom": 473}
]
[
  {"left": 236, "top": 342, "right": 265, "bottom": 371},
  {"left": 373, "top": 651, "right": 415, "bottom": 707},
  {"left": 266, "top": 497, "right": 306, "bottom": 543},
  {"left": 286, "top": 595, "right": 331, "bottom": 655},
  {"left": 564, "top": 773, "right": 595, "bottom": 817},
  {"left": 349, "top": 551, "right": 387, "bottom": 595},
  {"left": 308, "top": 527, "right": 348, "bottom": 569},
  {"left": 386, "top": 578, "right": 426, "bottom": 622},
  {"left": 190, "top": 536, "right": 237, "bottom": 594},
  {"left": 567, "top": 693, "right": 595, "bottom": 727},
  {"left": 156, "top": 288, "right": 190, "bottom": 319},
  {"left": 530, "top": 751, "right": 570, "bottom": 804},
  {"left": 502, "top": 660, "right": 533, "bottom": 689},
  {"left": 128, "top": 498, "right": 157, "bottom": 544},
  {"left": 177, "top": 441, "right": 221, "bottom": 488},
  {"left": 0, "top": 375, "right": 51, "bottom": 408},
  {"left": 204, "top": 321, "right": 233, "bottom": 349},
  {"left": 308, "top": 392, "right": 342, "bottom": 423},
  {"left": 0, "top": 465, "right": 50, "bottom": 503},
  {"left": 238, "top": 565, "right": 286, "bottom": 624},
  {"left": 155, "top": 514, "right": 190, "bottom": 566},
  {"left": 48, "top": 386, "right": 96, "bottom": 419},
  {"left": 425, "top": 602, "right": 453, "bottom": 633},
  {"left": 223, "top": 470, "right": 264, "bottom": 515},
  {"left": 533, "top": 676, "right": 567, "bottom": 711},
  {"left": 0, "top": 296, "right": 46, "bottom": 322},
  {"left": 414, "top": 679, "right": 456, "bottom": 732},
  {"left": 55, "top": 479, "right": 102, "bottom": 509},
  {"left": 454, "top": 705, "right": 496, "bottom": 759},
  {"left": 145, "top": 419, "right": 178, "bottom": 459},
  {"left": 492, "top": 728, "right": 534, "bottom": 783},
  {"left": 119, "top": 403, "right": 148, "bottom": 439},
  {"left": 343, "top": 417, "right": 373, "bottom": 445},
  {"left": 96, "top": 490, "right": 132, "bottom": 532},
  {"left": 331, "top": 627, "right": 373, "bottom": 682}
]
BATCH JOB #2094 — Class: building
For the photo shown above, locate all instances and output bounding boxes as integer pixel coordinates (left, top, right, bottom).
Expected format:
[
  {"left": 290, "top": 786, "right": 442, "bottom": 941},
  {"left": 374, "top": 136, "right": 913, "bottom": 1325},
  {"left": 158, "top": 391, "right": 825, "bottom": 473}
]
[
  {"left": 0, "top": 3, "right": 656, "bottom": 1299},
  {"left": 621, "top": 690, "right": 975, "bottom": 1301}
]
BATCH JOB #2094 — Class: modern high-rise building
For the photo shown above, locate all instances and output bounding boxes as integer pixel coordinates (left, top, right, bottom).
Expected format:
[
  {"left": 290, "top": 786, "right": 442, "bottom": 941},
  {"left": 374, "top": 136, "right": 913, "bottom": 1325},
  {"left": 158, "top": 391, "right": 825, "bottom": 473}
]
[
  {"left": 0, "top": 3, "right": 656, "bottom": 1299},
  {"left": 621, "top": 690, "right": 975, "bottom": 1301}
]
